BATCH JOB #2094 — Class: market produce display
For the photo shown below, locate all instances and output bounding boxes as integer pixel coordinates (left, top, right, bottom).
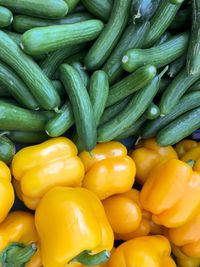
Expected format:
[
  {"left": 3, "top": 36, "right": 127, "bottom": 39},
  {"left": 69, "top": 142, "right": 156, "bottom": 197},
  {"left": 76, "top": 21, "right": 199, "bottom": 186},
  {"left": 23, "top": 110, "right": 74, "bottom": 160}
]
[{"left": 0, "top": 0, "right": 200, "bottom": 266}]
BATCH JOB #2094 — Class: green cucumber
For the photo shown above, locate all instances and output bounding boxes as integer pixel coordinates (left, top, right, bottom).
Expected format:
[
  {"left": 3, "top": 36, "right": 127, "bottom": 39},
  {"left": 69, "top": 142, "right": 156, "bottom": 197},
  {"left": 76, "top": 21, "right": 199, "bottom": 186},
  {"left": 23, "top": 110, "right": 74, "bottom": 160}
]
[
  {"left": 187, "top": 0, "right": 200, "bottom": 75},
  {"left": 70, "top": 61, "right": 89, "bottom": 88},
  {"left": 169, "top": 7, "right": 191, "bottom": 30},
  {"left": 0, "top": 136, "right": 15, "bottom": 164},
  {"left": 106, "top": 65, "right": 157, "bottom": 107},
  {"left": 45, "top": 101, "right": 74, "bottom": 137},
  {"left": 188, "top": 80, "right": 200, "bottom": 92},
  {"left": 153, "top": 31, "right": 172, "bottom": 46},
  {"left": 13, "top": 12, "right": 93, "bottom": 33},
  {"left": 21, "top": 20, "right": 104, "bottom": 55},
  {"left": 167, "top": 55, "right": 186, "bottom": 77},
  {"left": 156, "top": 107, "right": 200, "bottom": 146},
  {"left": 158, "top": 78, "right": 171, "bottom": 94},
  {"left": 0, "top": 85, "right": 10, "bottom": 97},
  {"left": 81, "top": 0, "right": 113, "bottom": 21},
  {"left": 122, "top": 32, "right": 189, "bottom": 72},
  {"left": 159, "top": 67, "right": 200, "bottom": 115},
  {"left": 0, "top": 31, "right": 60, "bottom": 110},
  {"left": 0, "top": 101, "right": 53, "bottom": 132},
  {"left": 0, "top": 0, "right": 68, "bottom": 19},
  {"left": 97, "top": 74, "right": 162, "bottom": 142},
  {"left": 99, "top": 96, "right": 131, "bottom": 126},
  {"left": 51, "top": 80, "right": 67, "bottom": 99},
  {"left": 0, "top": 6, "right": 13, "bottom": 28},
  {"left": 144, "top": 0, "right": 183, "bottom": 47},
  {"left": 0, "top": 61, "right": 39, "bottom": 110},
  {"left": 142, "top": 91, "right": 200, "bottom": 139},
  {"left": 89, "top": 70, "right": 109, "bottom": 126},
  {"left": 64, "top": 0, "right": 80, "bottom": 13},
  {"left": 2, "top": 131, "right": 48, "bottom": 144},
  {"left": 103, "top": 21, "right": 150, "bottom": 84},
  {"left": 84, "top": 0, "right": 131, "bottom": 70},
  {"left": 145, "top": 103, "right": 160, "bottom": 119},
  {"left": 59, "top": 64, "right": 96, "bottom": 151}
]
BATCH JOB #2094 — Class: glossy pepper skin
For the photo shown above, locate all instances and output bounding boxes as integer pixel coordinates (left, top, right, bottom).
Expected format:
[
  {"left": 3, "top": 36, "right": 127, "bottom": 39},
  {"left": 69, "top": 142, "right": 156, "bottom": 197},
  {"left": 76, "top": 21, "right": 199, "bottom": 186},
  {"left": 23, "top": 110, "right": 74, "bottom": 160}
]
[
  {"left": 0, "top": 211, "right": 41, "bottom": 267},
  {"left": 140, "top": 159, "right": 200, "bottom": 228},
  {"left": 0, "top": 161, "right": 14, "bottom": 223},
  {"left": 174, "top": 140, "right": 199, "bottom": 158},
  {"left": 35, "top": 187, "right": 114, "bottom": 267},
  {"left": 172, "top": 245, "right": 200, "bottom": 267},
  {"left": 79, "top": 142, "right": 136, "bottom": 200},
  {"left": 107, "top": 235, "right": 176, "bottom": 267},
  {"left": 131, "top": 138, "right": 178, "bottom": 184},
  {"left": 11, "top": 137, "right": 84, "bottom": 209}
]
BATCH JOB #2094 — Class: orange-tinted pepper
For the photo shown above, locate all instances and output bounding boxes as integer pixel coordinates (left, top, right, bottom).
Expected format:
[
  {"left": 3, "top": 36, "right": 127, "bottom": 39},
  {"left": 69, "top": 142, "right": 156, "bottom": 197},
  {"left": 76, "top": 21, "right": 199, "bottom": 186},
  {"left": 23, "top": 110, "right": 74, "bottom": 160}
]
[
  {"left": 174, "top": 140, "right": 199, "bottom": 158},
  {"left": 131, "top": 138, "right": 178, "bottom": 184}
]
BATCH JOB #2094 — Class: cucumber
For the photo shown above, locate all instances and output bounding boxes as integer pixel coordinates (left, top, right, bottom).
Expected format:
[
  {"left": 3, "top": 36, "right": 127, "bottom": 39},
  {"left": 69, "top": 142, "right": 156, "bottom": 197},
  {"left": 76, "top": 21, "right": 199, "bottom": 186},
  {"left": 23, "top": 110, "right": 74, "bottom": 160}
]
[
  {"left": 187, "top": 0, "right": 200, "bottom": 75},
  {"left": 0, "top": 6, "right": 13, "bottom": 28},
  {"left": 51, "top": 80, "right": 67, "bottom": 99},
  {"left": 103, "top": 21, "right": 150, "bottom": 84},
  {"left": 122, "top": 32, "right": 189, "bottom": 72},
  {"left": 59, "top": 64, "right": 96, "bottom": 151},
  {"left": 84, "top": 0, "right": 131, "bottom": 70},
  {"left": 0, "top": 61, "right": 39, "bottom": 110},
  {"left": 0, "top": 85, "right": 10, "bottom": 97},
  {"left": 13, "top": 12, "right": 93, "bottom": 33},
  {"left": 159, "top": 67, "right": 200, "bottom": 115},
  {"left": 64, "top": 0, "right": 80, "bottom": 13},
  {"left": 156, "top": 107, "right": 200, "bottom": 146},
  {"left": 144, "top": 0, "right": 183, "bottom": 47},
  {"left": 0, "top": 101, "right": 53, "bottom": 132},
  {"left": 153, "top": 31, "right": 172, "bottom": 46},
  {"left": 21, "top": 20, "right": 104, "bottom": 55},
  {"left": 89, "top": 70, "right": 109, "bottom": 126},
  {"left": 167, "top": 55, "right": 186, "bottom": 77},
  {"left": 2, "top": 131, "right": 48, "bottom": 144},
  {"left": 0, "top": 0, "right": 68, "bottom": 19},
  {"left": 158, "top": 78, "right": 171, "bottom": 94},
  {"left": 0, "top": 31, "right": 60, "bottom": 110},
  {"left": 81, "top": 0, "right": 113, "bottom": 21},
  {"left": 0, "top": 136, "right": 15, "bottom": 164},
  {"left": 169, "top": 7, "right": 191, "bottom": 30},
  {"left": 106, "top": 65, "right": 157, "bottom": 107},
  {"left": 188, "top": 80, "right": 200, "bottom": 92},
  {"left": 142, "top": 91, "right": 200, "bottom": 139},
  {"left": 145, "top": 103, "right": 160, "bottom": 119},
  {"left": 99, "top": 96, "right": 131, "bottom": 125},
  {"left": 45, "top": 101, "right": 74, "bottom": 137},
  {"left": 70, "top": 61, "right": 89, "bottom": 88}
]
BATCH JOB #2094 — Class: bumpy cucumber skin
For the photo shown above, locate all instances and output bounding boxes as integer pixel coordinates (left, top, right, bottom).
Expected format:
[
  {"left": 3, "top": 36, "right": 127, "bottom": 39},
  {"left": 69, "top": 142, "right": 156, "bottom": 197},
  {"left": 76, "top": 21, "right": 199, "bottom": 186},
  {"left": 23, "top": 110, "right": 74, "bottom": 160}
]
[
  {"left": 0, "top": 6, "right": 13, "bottom": 28},
  {"left": 0, "top": 136, "right": 15, "bottom": 164}
]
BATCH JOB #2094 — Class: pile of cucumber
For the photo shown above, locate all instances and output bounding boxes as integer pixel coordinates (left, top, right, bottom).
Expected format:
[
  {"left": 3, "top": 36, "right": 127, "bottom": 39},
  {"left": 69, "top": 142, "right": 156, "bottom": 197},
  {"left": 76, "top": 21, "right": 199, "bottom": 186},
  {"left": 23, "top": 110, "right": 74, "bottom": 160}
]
[{"left": 0, "top": 0, "right": 198, "bottom": 158}]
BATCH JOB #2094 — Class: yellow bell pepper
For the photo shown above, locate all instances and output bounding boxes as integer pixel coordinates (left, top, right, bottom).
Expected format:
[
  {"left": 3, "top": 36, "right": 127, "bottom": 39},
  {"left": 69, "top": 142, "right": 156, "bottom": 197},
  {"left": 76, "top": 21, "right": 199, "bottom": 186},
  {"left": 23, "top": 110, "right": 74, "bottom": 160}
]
[
  {"left": 174, "top": 140, "right": 199, "bottom": 158},
  {"left": 107, "top": 235, "right": 176, "bottom": 267},
  {"left": 79, "top": 142, "right": 136, "bottom": 200},
  {"left": 140, "top": 159, "right": 200, "bottom": 228},
  {"left": 172, "top": 244, "right": 200, "bottom": 267},
  {"left": 181, "top": 146, "right": 200, "bottom": 162},
  {"left": 0, "top": 211, "right": 41, "bottom": 267},
  {"left": 0, "top": 161, "right": 14, "bottom": 223},
  {"left": 11, "top": 137, "right": 84, "bottom": 209},
  {"left": 35, "top": 187, "right": 114, "bottom": 267},
  {"left": 131, "top": 138, "right": 178, "bottom": 184}
]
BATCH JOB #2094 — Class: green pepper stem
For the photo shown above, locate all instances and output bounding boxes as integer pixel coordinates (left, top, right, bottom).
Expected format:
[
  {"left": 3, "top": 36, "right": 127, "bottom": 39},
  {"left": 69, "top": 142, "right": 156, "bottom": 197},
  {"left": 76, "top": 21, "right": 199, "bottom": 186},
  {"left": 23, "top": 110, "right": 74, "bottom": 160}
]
[
  {"left": 0, "top": 242, "right": 37, "bottom": 267},
  {"left": 70, "top": 250, "right": 110, "bottom": 266},
  {"left": 187, "top": 159, "right": 196, "bottom": 168},
  {"left": 88, "top": 150, "right": 95, "bottom": 158}
]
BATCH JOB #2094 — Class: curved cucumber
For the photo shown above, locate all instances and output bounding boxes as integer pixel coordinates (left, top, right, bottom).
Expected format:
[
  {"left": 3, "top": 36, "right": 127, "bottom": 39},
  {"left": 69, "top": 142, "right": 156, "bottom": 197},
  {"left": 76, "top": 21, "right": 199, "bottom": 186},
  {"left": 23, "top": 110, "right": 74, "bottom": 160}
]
[
  {"left": 84, "top": 0, "right": 131, "bottom": 70},
  {"left": 0, "top": 0, "right": 68, "bottom": 19},
  {"left": 21, "top": 20, "right": 104, "bottom": 55},
  {"left": 3, "top": 131, "right": 48, "bottom": 144},
  {"left": 167, "top": 55, "right": 186, "bottom": 77},
  {"left": 0, "top": 6, "right": 13, "bottom": 28},
  {"left": 145, "top": 103, "right": 160, "bottom": 119},
  {"left": 70, "top": 61, "right": 89, "bottom": 88},
  {"left": 0, "top": 136, "right": 15, "bottom": 164},
  {"left": 122, "top": 32, "right": 189, "bottom": 72},
  {"left": 0, "top": 31, "right": 60, "bottom": 110}
]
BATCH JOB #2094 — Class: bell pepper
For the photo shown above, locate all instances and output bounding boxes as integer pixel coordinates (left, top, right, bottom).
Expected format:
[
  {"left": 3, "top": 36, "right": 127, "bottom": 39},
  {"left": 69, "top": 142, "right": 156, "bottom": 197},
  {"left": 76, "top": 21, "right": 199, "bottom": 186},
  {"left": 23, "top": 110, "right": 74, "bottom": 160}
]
[
  {"left": 174, "top": 140, "right": 199, "bottom": 158},
  {"left": 11, "top": 137, "right": 84, "bottom": 209},
  {"left": 79, "top": 142, "right": 136, "bottom": 200},
  {"left": 140, "top": 159, "right": 200, "bottom": 228},
  {"left": 0, "top": 211, "right": 41, "bottom": 267},
  {"left": 35, "top": 187, "right": 114, "bottom": 267},
  {"left": 131, "top": 138, "right": 178, "bottom": 184},
  {"left": 0, "top": 161, "right": 14, "bottom": 223},
  {"left": 107, "top": 235, "right": 176, "bottom": 267}
]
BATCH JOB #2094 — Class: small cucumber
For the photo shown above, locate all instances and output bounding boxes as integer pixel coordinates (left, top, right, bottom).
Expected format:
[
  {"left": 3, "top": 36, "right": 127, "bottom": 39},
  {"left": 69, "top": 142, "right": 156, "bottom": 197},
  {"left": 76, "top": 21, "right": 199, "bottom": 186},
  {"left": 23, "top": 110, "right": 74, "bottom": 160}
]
[
  {"left": 70, "top": 61, "right": 89, "bottom": 88},
  {"left": 167, "top": 55, "right": 186, "bottom": 77},
  {"left": 51, "top": 80, "right": 67, "bottom": 99},
  {"left": 89, "top": 70, "right": 109, "bottom": 126},
  {"left": 0, "top": 85, "right": 10, "bottom": 97},
  {"left": 81, "top": 0, "right": 113, "bottom": 21},
  {"left": 59, "top": 64, "right": 96, "bottom": 151},
  {"left": 187, "top": 0, "right": 200, "bottom": 74},
  {"left": 0, "top": 136, "right": 15, "bottom": 164},
  {"left": 13, "top": 12, "right": 93, "bottom": 33},
  {"left": 0, "top": 0, "right": 68, "bottom": 19},
  {"left": 169, "top": 7, "right": 191, "bottom": 30},
  {"left": 0, "top": 6, "right": 13, "bottom": 28},
  {"left": 2, "top": 131, "right": 48, "bottom": 144},
  {"left": 145, "top": 103, "right": 160, "bottom": 119},
  {"left": 45, "top": 101, "right": 74, "bottom": 137},
  {"left": 0, "top": 31, "right": 60, "bottom": 110},
  {"left": 156, "top": 107, "right": 200, "bottom": 146},
  {"left": 103, "top": 21, "right": 150, "bottom": 84},
  {"left": 21, "top": 20, "right": 104, "bottom": 55},
  {"left": 106, "top": 65, "right": 157, "bottom": 107},
  {"left": 64, "top": 0, "right": 80, "bottom": 13},
  {"left": 159, "top": 67, "right": 200, "bottom": 115},
  {"left": 0, "top": 61, "right": 39, "bottom": 110},
  {"left": 142, "top": 91, "right": 200, "bottom": 139},
  {"left": 122, "top": 32, "right": 189, "bottom": 72},
  {"left": 84, "top": 0, "right": 131, "bottom": 70}
]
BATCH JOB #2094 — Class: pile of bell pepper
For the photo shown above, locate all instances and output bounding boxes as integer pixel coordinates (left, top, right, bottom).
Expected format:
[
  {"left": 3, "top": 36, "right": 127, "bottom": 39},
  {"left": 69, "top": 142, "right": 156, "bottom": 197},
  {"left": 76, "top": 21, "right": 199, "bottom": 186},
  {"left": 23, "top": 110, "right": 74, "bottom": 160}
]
[{"left": 1, "top": 136, "right": 200, "bottom": 267}]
